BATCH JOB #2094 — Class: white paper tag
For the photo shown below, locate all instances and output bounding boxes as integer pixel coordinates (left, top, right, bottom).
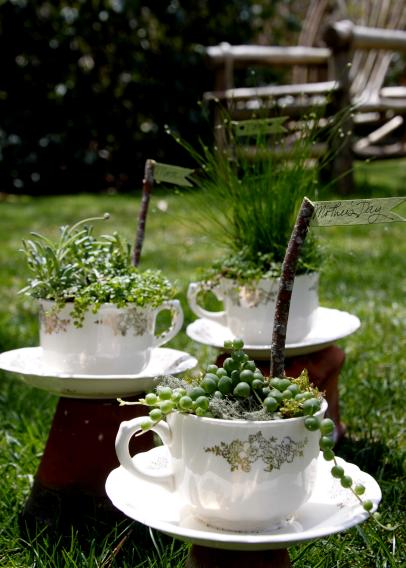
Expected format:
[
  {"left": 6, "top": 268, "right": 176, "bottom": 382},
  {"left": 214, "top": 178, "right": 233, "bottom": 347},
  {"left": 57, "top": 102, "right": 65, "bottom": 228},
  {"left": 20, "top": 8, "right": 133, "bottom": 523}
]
[
  {"left": 153, "top": 162, "right": 195, "bottom": 187},
  {"left": 311, "top": 197, "right": 406, "bottom": 226},
  {"left": 232, "top": 117, "right": 288, "bottom": 137}
]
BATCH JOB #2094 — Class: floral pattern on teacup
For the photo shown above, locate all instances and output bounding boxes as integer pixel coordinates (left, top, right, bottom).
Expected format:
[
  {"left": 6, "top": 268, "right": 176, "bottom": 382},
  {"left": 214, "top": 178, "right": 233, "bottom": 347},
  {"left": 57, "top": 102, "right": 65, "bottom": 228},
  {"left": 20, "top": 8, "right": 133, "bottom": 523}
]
[
  {"left": 39, "top": 305, "right": 71, "bottom": 334},
  {"left": 96, "top": 308, "right": 149, "bottom": 337},
  {"left": 205, "top": 431, "right": 307, "bottom": 473},
  {"left": 227, "top": 284, "right": 278, "bottom": 308}
]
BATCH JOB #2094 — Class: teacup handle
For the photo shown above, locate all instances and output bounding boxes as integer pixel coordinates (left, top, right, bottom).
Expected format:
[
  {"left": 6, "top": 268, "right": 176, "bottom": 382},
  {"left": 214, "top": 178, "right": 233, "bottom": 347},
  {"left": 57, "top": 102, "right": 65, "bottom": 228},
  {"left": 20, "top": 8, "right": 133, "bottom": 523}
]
[
  {"left": 187, "top": 282, "right": 227, "bottom": 324},
  {"left": 152, "top": 299, "right": 184, "bottom": 348},
  {"left": 115, "top": 416, "right": 173, "bottom": 480}
]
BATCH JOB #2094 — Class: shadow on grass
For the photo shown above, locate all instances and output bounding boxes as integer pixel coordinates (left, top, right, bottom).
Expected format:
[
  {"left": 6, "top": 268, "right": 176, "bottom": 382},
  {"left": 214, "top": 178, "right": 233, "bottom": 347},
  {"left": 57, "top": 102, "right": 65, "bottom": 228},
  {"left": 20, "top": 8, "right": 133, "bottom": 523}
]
[{"left": 18, "top": 493, "right": 185, "bottom": 567}]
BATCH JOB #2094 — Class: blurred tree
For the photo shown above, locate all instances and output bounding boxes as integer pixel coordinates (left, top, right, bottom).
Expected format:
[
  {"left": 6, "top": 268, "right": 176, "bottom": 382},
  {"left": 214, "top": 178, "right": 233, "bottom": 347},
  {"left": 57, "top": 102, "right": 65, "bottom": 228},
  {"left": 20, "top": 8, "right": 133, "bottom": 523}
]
[{"left": 0, "top": 0, "right": 302, "bottom": 194}]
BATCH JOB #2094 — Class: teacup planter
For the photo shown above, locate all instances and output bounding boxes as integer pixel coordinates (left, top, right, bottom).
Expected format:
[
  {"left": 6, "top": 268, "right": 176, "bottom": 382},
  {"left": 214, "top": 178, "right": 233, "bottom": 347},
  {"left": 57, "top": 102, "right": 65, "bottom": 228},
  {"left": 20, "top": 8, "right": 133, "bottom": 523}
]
[
  {"left": 174, "top": 118, "right": 324, "bottom": 346},
  {"left": 39, "top": 299, "right": 183, "bottom": 375},
  {"left": 117, "top": 393, "right": 327, "bottom": 531},
  {"left": 20, "top": 215, "right": 183, "bottom": 375},
  {"left": 188, "top": 272, "right": 319, "bottom": 344}
]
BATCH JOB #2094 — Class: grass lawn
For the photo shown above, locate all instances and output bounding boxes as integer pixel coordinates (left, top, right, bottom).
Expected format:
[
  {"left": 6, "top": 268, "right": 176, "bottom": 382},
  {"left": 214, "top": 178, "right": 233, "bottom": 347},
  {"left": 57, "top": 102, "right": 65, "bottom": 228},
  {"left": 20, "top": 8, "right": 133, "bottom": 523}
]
[{"left": 0, "top": 159, "right": 405, "bottom": 567}]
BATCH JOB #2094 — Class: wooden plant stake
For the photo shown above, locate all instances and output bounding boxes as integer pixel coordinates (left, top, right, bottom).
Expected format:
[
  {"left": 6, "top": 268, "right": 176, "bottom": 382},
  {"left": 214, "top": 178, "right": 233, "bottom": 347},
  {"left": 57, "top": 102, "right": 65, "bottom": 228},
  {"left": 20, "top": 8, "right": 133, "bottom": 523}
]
[
  {"left": 132, "top": 159, "right": 155, "bottom": 267},
  {"left": 270, "top": 197, "right": 315, "bottom": 378}
]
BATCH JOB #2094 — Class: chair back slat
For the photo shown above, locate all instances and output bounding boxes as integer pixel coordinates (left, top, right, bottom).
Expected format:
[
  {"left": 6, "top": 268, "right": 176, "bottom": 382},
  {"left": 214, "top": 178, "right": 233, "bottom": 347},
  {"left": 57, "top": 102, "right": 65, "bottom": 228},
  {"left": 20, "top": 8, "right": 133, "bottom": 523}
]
[
  {"left": 293, "top": 1, "right": 406, "bottom": 94},
  {"left": 349, "top": 0, "right": 406, "bottom": 99},
  {"left": 293, "top": 0, "right": 334, "bottom": 84},
  {"left": 297, "top": 0, "right": 330, "bottom": 47}
]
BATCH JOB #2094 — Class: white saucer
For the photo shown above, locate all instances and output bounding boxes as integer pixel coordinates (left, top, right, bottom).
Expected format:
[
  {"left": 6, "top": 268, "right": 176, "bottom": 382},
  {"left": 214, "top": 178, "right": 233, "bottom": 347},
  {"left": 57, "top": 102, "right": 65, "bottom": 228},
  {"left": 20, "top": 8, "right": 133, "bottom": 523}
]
[
  {"left": 186, "top": 307, "right": 361, "bottom": 358},
  {"left": 0, "top": 347, "right": 197, "bottom": 399},
  {"left": 106, "top": 446, "right": 381, "bottom": 551}
]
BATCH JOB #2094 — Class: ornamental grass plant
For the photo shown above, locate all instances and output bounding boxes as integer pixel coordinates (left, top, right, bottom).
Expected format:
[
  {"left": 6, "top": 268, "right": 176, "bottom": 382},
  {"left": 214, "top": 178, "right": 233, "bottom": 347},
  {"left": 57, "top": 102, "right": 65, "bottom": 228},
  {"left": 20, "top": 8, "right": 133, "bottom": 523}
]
[{"left": 171, "top": 115, "right": 330, "bottom": 283}]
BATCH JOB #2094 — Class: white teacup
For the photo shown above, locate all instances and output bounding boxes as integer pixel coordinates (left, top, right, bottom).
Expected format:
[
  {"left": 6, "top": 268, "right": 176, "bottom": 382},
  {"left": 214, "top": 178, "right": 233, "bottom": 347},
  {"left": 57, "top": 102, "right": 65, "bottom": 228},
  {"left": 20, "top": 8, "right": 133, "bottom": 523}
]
[
  {"left": 188, "top": 272, "right": 319, "bottom": 345},
  {"left": 39, "top": 299, "right": 184, "bottom": 375},
  {"left": 115, "top": 400, "right": 327, "bottom": 531}
]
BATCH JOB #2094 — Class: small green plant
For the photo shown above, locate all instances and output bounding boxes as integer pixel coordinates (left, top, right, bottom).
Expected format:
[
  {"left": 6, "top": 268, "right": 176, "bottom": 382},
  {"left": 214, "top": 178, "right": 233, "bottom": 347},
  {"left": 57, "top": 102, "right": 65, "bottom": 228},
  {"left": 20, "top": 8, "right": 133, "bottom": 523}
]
[
  {"left": 138, "top": 346, "right": 322, "bottom": 424},
  {"left": 19, "top": 214, "right": 176, "bottom": 326},
  {"left": 122, "top": 339, "right": 375, "bottom": 516}
]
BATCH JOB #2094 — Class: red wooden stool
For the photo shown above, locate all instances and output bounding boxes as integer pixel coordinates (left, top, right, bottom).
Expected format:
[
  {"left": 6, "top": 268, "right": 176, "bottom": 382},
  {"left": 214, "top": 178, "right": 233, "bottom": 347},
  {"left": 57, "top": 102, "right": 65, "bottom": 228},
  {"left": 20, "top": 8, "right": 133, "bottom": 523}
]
[
  {"left": 186, "top": 546, "right": 291, "bottom": 567},
  {"left": 20, "top": 396, "right": 153, "bottom": 533}
]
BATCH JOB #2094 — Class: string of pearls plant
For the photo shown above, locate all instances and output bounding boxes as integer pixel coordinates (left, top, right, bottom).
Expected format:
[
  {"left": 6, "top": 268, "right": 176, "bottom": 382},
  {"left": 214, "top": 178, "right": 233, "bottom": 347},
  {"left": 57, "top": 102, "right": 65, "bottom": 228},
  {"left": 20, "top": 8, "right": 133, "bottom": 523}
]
[{"left": 120, "top": 339, "right": 376, "bottom": 516}]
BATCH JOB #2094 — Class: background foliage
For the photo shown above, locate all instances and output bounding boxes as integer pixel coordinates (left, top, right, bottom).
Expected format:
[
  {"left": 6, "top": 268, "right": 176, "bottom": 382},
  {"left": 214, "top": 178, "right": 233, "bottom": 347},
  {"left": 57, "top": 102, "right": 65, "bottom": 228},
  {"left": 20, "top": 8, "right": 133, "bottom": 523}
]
[{"left": 0, "top": 0, "right": 308, "bottom": 195}]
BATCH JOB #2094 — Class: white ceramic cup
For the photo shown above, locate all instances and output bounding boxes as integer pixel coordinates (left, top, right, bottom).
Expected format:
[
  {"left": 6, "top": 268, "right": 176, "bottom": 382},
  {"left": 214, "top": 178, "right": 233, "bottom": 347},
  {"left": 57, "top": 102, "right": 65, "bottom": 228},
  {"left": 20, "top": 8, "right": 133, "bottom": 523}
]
[
  {"left": 39, "top": 299, "right": 184, "bottom": 375},
  {"left": 115, "top": 400, "right": 327, "bottom": 532},
  {"left": 188, "top": 273, "right": 319, "bottom": 345}
]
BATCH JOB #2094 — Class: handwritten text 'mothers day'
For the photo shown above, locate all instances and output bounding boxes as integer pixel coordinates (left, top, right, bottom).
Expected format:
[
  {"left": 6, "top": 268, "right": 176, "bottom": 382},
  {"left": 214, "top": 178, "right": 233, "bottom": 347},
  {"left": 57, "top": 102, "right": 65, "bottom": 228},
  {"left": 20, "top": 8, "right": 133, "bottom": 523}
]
[{"left": 311, "top": 198, "right": 406, "bottom": 226}]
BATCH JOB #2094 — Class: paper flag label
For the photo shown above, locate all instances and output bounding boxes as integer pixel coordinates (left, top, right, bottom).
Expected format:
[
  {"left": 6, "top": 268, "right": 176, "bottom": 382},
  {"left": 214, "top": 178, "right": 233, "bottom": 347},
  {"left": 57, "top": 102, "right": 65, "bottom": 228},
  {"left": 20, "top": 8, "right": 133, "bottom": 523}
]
[
  {"left": 153, "top": 162, "right": 195, "bottom": 187},
  {"left": 311, "top": 197, "right": 406, "bottom": 226},
  {"left": 232, "top": 117, "right": 288, "bottom": 137}
]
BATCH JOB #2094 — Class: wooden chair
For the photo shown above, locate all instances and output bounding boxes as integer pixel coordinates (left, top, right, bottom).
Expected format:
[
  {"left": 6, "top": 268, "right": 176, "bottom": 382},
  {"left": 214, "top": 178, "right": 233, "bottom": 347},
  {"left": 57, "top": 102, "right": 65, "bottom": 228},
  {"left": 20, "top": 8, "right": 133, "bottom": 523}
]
[
  {"left": 206, "top": 0, "right": 341, "bottom": 93},
  {"left": 204, "top": 0, "right": 341, "bottom": 146},
  {"left": 324, "top": 19, "right": 406, "bottom": 186},
  {"left": 203, "top": 1, "right": 406, "bottom": 192}
]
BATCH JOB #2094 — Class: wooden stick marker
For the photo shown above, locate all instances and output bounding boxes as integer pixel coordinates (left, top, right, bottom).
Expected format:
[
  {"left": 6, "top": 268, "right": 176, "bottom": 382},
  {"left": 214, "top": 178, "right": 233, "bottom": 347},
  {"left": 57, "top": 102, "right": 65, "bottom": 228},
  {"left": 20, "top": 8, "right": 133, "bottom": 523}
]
[
  {"left": 133, "top": 159, "right": 155, "bottom": 267},
  {"left": 270, "top": 197, "right": 315, "bottom": 378}
]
